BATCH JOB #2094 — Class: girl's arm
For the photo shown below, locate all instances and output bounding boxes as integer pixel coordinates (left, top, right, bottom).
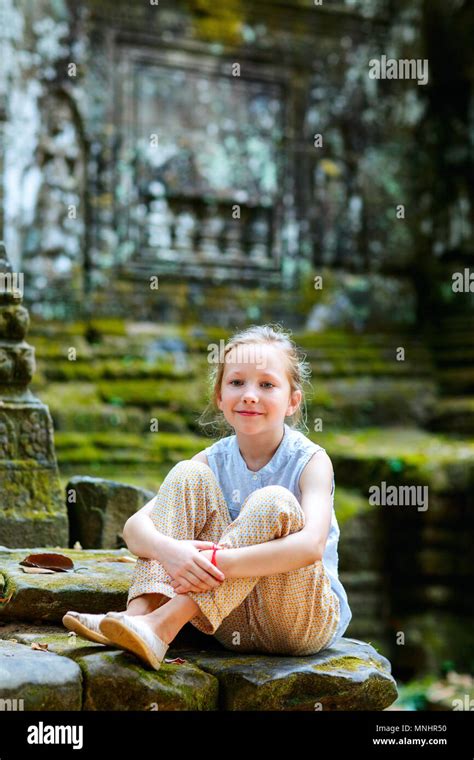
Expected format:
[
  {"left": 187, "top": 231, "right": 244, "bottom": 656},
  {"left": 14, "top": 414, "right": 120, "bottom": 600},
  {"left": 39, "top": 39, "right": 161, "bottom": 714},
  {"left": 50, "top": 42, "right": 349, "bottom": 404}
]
[
  {"left": 123, "top": 452, "right": 209, "bottom": 558},
  {"left": 185, "top": 451, "right": 333, "bottom": 581},
  {"left": 122, "top": 496, "right": 176, "bottom": 559},
  {"left": 204, "top": 531, "right": 317, "bottom": 579}
]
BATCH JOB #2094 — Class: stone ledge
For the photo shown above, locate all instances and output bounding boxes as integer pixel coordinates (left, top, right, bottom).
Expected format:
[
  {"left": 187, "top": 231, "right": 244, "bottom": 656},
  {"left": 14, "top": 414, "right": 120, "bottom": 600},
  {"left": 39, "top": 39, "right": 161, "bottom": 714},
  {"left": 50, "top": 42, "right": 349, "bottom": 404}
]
[
  {"left": 0, "top": 626, "right": 397, "bottom": 711},
  {"left": 0, "top": 547, "right": 133, "bottom": 622},
  {"left": 0, "top": 639, "right": 82, "bottom": 710},
  {"left": 174, "top": 637, "right": 398, "bottom": 710}
]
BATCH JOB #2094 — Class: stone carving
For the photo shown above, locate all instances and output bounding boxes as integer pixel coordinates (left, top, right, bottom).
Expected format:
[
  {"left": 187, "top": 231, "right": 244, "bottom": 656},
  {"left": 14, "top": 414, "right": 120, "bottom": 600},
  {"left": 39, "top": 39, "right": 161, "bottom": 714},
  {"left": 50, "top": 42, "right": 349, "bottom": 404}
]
[
  {"left": 0, "top": 242, "right": 68, "bottom": 547},
  {"left": 0, "top": 413, "right": 16, "bottom": 460},
  {"left": 0, "top": 349, "right": 14, "bottom": 383},
  {"left": 0, "top": 305, "right": 29, "bottom": 341},
  {"left": 19, "top": 412, "right": 52, "bottom": 462}
]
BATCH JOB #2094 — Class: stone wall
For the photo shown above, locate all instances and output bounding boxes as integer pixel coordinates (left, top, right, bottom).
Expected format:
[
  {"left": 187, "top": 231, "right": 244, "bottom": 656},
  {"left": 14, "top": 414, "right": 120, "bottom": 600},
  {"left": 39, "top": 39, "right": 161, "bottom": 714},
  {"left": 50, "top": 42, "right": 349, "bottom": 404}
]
[{"left": 3, "top": 0, "right": 471, "bottom": 327}]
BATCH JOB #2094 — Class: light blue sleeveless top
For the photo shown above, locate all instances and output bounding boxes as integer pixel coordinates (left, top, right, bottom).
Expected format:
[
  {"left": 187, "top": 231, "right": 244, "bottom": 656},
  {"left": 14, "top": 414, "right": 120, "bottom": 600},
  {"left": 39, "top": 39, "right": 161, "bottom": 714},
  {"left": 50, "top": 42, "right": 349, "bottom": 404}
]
[{"left": 203, "top": 422, "right": 352, "bottom": 645}]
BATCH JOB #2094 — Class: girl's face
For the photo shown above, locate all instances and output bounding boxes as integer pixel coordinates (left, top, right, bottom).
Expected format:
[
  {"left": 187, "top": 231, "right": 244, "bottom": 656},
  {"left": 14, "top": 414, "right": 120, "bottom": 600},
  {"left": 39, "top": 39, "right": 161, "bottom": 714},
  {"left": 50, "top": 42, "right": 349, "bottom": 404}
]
[{"left": 217, "top": 342, "right": 302, "bottom": 433}]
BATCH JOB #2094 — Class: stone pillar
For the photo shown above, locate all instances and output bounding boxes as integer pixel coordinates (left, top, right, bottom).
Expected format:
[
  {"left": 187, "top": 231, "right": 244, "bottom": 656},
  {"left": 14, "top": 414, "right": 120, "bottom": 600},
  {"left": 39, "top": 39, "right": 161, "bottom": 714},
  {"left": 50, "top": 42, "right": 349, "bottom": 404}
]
[{"left": 0, "top": 242, "right": 68, "bottom": 547}]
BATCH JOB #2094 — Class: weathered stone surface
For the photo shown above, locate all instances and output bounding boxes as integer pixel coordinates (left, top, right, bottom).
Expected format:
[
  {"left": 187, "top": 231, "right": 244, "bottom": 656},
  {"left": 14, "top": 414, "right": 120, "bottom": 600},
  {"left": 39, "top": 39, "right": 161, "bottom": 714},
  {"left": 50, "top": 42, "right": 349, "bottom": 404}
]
[
  {"left": 76, "top": 649, "right": 218, "bottom": 711},
  {"left": 0, "top": 639, "right": 82, "bottom": 710},
  {"left": 1, "top": 626, "right": 396, "bottom": 711},
  {"left": 0, "top": 243, "right": 67, "bottom": 547},
  {"left": 66, "top": 476, "right": 155, "bottom": 549},
  {"left": 174, "top": 637, "right": 398, "bottom": 711},
  {"left": 0, "top": 458, "right": 68, "bottom": 548},
  {"left": 6, "top": 629, "right": 218, "bottom": 711},
  {"left": 0, "top": 547, "right": 134, "bottom": 622}
]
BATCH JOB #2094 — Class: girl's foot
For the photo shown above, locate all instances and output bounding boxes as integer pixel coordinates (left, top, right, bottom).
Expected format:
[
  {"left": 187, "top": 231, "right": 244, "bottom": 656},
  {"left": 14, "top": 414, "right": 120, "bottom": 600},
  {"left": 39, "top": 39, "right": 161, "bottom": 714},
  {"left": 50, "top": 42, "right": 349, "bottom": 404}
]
[
  {"left": 99, "top": 614, "right": 170, "bottom": 671},
  {"left": 110, "top": 613, "right": 175, "bottom": 645},
  {"left": 62, "top": 611, "right": 112, "bottom": 645}
]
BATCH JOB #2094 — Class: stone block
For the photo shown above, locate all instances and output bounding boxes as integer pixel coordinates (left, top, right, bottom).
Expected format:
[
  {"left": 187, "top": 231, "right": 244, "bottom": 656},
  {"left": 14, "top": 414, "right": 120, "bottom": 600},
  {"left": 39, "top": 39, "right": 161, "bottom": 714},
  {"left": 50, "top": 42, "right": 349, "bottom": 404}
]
[
  {"left": 1, "top": 625, "right": 397, "bottom": 711},
  {"left": 66, "top": 476, "right": 155, "bottom": 549},
  {"left": 0, "top": 639, "right": 82, "bottom": 710},
  {"left": 171, "top": 637, "right": 398, "bottom": 710},
  {"left": 0, "top": 547, "right": 134, "bottom": 622}
]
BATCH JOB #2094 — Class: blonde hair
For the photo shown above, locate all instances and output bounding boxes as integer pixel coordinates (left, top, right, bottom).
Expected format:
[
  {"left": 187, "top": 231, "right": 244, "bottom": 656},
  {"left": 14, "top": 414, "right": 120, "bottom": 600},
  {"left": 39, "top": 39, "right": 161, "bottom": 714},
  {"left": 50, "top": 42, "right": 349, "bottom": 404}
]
[{"left": 197, "top": 323, "right": 313, "bottom": 438}]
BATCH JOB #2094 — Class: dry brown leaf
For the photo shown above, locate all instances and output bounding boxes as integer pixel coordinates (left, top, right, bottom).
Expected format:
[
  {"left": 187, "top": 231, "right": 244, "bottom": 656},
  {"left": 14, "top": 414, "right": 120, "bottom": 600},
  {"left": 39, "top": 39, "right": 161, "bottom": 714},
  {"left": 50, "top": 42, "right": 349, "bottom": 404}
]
[
  {"left": 31, "top": 642, "right": 49, "bottom": 652},
  {"left": 20, "top": 553, "right": 74, "bottom": 572}
]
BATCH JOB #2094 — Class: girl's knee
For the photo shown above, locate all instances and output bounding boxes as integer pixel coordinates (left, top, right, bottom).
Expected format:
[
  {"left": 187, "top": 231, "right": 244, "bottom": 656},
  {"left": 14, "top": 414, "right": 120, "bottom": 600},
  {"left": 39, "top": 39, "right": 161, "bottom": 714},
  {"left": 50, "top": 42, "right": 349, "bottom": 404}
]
[
  {"left": 163, "top": 459, "right": 214, "bottom": 485},
  {"left": 244, "top": 485, "right": 303, "bottom": 518}
]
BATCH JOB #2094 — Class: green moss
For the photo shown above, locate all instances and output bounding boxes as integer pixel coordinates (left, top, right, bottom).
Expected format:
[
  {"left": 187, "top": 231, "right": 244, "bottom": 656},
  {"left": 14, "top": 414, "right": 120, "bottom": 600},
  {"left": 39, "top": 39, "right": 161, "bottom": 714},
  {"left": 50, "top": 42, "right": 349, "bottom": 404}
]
[
  {"left": 96, "top": 378, "right": 206, "bottom": 408},
  {"left": 40, "top": 359, "right": 192, "bottom": 383},
  {"left": 31, "top": 318, "right": 127, "bottom": 338},
  {"left": 53, "top": 430, "right": 204, "bottom": 468},
  {"left": 0, "top": 465, "right": 63, "bottom": 518},
  {"left": 314, "top": 655, "right": 385, "bottom": 673}
]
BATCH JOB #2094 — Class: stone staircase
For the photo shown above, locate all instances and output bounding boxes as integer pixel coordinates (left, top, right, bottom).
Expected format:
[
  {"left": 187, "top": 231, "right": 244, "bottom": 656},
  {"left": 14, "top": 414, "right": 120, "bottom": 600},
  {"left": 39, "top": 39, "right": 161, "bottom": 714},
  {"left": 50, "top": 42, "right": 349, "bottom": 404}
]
[{"left": 426, "top": 312, "right": 474, "bottom": 435}]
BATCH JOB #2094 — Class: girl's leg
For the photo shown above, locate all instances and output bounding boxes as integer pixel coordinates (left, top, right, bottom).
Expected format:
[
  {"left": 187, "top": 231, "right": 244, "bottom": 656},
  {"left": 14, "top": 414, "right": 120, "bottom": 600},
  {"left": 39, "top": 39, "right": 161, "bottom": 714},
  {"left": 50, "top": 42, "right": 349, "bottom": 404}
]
[
  {"left": 120, "top": 594, "right": 202, "bottom": 645},
  {"left": 208, "top": 486, "right": 340, "bottom": 656},
  {"left": 123, "top": 460, "right": 232, "bottom": 631},
  {"left": 123, "top": 466, "right": 297, "bottom": 644},
  {"left": 132, "top": 482, "right": 315, "bottom": 647},
  {"left": 125, "top": 593, "right": 168, "bottom": 616},
  {"left": 239, "top": 560, "right": 340, "bottom": 656},
  {"left": 183, "top": 483, "right": 309, "bottom": 638}
]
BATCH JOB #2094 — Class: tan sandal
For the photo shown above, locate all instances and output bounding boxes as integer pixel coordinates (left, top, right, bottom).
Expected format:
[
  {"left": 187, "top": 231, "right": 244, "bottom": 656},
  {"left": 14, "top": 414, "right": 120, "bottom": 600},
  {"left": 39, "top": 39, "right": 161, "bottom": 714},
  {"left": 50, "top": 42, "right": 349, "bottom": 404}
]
[
  {"left": 99, "top": 614, "right": 169, "bottom": 671},
  {"left": 62, "top": 611, "right": 111, "bottom": 645}
]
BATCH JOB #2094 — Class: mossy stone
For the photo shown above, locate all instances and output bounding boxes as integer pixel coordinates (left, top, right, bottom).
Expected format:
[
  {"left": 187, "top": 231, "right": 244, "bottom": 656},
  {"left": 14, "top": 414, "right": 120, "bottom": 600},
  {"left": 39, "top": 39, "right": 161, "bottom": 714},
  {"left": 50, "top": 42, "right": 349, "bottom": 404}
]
[
  {"left": 0, "top": 547, "right": 134, "bottom": 622},
  {"left": 0, "top": 639, "right": 82, "bottom": 710},
  {"left": 172, "top": 637, "right": 398, "bottom": 710}
]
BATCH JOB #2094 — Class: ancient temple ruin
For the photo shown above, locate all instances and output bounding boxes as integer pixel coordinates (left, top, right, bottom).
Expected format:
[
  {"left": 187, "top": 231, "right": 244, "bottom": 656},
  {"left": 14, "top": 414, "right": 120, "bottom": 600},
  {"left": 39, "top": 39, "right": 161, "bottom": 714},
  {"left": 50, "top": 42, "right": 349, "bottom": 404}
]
[
  {"left": 0, "top": 243, "right": 67, "bottom": 547},
  {"left": 2, "top": 0, "right": 471, "bottom": 329}
]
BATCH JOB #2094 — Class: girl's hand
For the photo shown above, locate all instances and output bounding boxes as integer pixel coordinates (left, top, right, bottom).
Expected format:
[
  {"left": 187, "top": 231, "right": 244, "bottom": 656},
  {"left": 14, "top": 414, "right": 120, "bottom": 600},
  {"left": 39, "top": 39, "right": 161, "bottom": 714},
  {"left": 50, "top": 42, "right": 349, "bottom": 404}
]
[{"left": 160, "top": 539, "right": 226, "bottom": 594}]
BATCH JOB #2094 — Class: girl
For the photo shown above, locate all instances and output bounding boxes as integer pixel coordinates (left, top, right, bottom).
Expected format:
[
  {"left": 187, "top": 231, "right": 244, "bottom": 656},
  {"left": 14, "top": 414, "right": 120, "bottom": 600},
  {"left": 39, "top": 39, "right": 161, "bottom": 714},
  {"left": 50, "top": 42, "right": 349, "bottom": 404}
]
[{"left": 63, "top": 324, "right": 352, "bottom": 670}]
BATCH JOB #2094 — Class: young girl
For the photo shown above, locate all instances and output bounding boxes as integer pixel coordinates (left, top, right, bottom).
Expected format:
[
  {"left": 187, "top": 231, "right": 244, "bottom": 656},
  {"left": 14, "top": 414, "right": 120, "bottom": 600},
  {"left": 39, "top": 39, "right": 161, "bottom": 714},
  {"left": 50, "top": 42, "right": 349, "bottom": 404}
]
[{"left": 63, "top": 324, "right": 352, "bottom": 670}]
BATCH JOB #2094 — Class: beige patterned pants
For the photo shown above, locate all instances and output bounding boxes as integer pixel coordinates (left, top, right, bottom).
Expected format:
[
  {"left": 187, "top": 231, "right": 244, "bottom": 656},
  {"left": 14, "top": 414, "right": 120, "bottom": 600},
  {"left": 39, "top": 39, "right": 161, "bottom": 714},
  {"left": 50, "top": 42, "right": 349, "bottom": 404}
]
[{"left": 127, "top": 460, "right": 340, "bottom": 656}]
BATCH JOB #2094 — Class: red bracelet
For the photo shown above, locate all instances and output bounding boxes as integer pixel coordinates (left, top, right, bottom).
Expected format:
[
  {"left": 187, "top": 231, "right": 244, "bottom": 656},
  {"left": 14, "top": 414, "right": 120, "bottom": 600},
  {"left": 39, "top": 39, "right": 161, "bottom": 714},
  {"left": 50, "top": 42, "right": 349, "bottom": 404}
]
[{"left": 211, "top": 543, "right": 223, "bottom": 567}]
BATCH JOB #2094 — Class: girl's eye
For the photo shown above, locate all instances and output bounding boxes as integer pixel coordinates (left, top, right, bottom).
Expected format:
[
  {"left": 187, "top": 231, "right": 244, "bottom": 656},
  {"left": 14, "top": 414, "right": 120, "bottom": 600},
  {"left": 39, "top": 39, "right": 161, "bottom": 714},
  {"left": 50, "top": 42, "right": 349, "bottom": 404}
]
[{"left": 229, "top": 380, "right": 274, "bottom": 388}]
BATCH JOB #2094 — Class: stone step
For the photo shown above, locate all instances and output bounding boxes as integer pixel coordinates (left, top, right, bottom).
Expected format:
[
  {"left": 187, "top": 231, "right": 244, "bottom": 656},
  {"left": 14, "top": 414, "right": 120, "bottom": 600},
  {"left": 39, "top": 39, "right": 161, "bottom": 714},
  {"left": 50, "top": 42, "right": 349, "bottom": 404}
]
[
  {"left": 0, "top": 625, "right": 397, "bottom": 711},
  {"left": 437, "top": 368, "right": 474, "bottom": 395},
  {"left": 0, "top": 639, "right": 82, "bottom": 711},
  {"left": 45, "top": 427, "right": 474, "bottom": 500},
  {"left": 0, "top": 547, "right": 133, "bottom": 623},
  {"left": 425, "top": 397, "right": 474, "bottom": 435},
  {"left": 314, "top": 427, "right": 474, "bottom": 495}
]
